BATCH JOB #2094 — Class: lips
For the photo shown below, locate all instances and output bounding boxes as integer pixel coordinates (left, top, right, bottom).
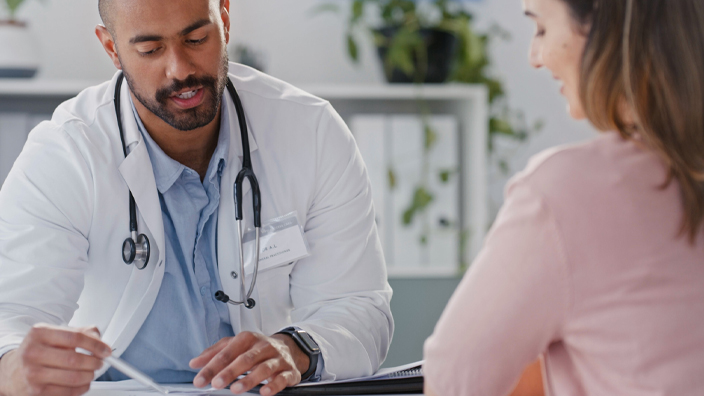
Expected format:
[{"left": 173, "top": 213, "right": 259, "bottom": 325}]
[{"left": 169, "top": 87, "right": 205, "bottom": 109}]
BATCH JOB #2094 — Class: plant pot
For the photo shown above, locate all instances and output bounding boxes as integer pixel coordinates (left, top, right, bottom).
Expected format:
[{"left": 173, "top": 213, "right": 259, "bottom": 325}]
[
  {"left": 375, "top": 27, "right": 458, "bottom": 84},
  {"left": 0, "top": 21, "right": 40, "bottom": 78}
]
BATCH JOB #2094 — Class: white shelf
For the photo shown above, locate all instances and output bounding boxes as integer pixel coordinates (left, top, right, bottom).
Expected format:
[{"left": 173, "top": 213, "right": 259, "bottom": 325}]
[
  {"left": 0, "top": 79, "right": 101, "bottom": 96},
  {"left": 301, "top": 83, "right": 486, "bottom": 101}
]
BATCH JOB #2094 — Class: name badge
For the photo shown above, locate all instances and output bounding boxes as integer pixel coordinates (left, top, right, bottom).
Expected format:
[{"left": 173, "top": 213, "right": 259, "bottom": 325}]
[{"left": 241, "top": 211, "right": 311, "bottom": 273}]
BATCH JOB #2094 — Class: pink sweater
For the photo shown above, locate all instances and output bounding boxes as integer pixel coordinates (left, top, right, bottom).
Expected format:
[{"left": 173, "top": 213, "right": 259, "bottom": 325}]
[{"left": 423, "top": 132, "right": 704, "bottom": 395}]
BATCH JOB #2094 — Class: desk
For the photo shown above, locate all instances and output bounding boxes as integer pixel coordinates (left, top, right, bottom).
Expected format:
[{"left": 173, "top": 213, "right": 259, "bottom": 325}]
[
  {"left": 84, "top": 382, "right": 422, "bottom": 396},
  {"left": 85, "top": 389, "right": 421, "bottom": 396}
]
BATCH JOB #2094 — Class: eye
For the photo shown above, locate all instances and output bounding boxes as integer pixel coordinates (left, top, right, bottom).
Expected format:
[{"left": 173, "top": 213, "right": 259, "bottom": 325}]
[
  {"left": 187, "top": 36, "right": 207, "bottom": 45},
  {"left": 138, "top": 47, "right": 161, "bottom": 57},
  {"left": 535, "top": 26, "right": 546, "bottom": 37}
]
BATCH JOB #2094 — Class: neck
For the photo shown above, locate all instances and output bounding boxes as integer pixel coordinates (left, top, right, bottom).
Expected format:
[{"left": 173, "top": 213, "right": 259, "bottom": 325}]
[{"left": 131, "top": 92, "right": 221, "bottom": 181}]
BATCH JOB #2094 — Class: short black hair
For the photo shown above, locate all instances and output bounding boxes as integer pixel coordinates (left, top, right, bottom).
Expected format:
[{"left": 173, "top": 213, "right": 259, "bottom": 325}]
[{"left": 98, "top": 0, "right": 115, "bottom": 36}]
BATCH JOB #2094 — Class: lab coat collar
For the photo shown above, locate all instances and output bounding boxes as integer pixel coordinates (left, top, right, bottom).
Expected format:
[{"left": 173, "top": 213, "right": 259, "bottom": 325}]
[{"left": 223, "top": 77, "right": 259, "bottom": 163}]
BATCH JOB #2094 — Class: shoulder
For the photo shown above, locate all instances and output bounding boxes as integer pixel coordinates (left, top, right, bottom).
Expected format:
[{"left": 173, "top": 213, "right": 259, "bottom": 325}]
[
  {"left": 508, "top": 132, "right": 666, "bottom": 204},
  {"left": 227, "top": 62, "right": 329, "bottom": 110}
]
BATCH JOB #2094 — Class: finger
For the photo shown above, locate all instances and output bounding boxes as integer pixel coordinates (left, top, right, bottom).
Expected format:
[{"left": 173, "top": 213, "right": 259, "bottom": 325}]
[
  {"left": 260, "top": 371, "right": 297, "bottom": 396},
  {"left": 190, "top": 337, "right": 231, "bottom": 369},
  {"left": 194, "top": 334, "right": 261, "bottom": 387},
  {"left": 225, "top": 357, "right": 282, "bottom": 394},
  {"left": 203, "top": 342, "right": 275, "bottom": 389},
  {"left": 29, "top": 325, "right": 111, "bottom": 359},
  {"left": 81, "top": 326, "right": 101, "bottom": 339},
  {"left": 32, "top": 384, "right": 91, "bottom": 396},
  {"left": 22, "top": 344, "right": 103, "bottom": 371},
  {"left": 31, "top": 366, "right": 95, "bottom": 388}
]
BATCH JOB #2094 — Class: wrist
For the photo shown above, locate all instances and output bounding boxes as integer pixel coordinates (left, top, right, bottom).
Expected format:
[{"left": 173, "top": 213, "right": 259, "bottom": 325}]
[
  {"left": 271, "top": 333, "right": 310, "bottom": 375},
  {"left": 0, "top": 349, "right": 17, "bottom": 396}
]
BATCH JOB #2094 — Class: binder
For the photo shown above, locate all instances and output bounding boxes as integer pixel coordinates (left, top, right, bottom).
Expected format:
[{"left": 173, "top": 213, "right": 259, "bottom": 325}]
[{"left": 255, "top": 363, "right": 424, "bottom": 395}]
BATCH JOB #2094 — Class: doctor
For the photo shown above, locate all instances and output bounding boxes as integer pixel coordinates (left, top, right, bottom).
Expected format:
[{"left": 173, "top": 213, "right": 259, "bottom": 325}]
[{"left": 0, "top": 0, "right": 393, "bottom": 395}]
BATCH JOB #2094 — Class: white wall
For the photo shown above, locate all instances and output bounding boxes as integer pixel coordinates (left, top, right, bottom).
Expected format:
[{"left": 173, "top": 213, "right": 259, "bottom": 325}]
[{"left": 9, "top": 0, "right": 596, "bottom": 202}]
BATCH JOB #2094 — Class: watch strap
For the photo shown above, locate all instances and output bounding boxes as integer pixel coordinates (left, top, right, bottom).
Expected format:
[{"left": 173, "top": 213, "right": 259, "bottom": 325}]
[{"left": 276, "top": 327, "right": 320, "bottom": 381}]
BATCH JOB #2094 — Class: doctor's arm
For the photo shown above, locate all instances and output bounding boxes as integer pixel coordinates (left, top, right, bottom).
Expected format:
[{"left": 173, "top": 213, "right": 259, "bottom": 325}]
[
  {"left": 285, "top": 104, "right": 394, "bottom": 381},
  {"left": 0, "top": 122, "right": 109, "bottom": 396}
]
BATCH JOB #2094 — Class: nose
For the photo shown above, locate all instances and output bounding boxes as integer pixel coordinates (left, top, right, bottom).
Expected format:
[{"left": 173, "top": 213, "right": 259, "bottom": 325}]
[
  {"left": 528, "top": 37, "right": 543, "bottom": 69},
  {"left": 165, "top": 45, "right": 196, "bottom": 82}
]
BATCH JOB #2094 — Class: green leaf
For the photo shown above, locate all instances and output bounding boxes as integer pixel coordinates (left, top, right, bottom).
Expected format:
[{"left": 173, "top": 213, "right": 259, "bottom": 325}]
[
  {"left": 6, "top": 0, "right": 26, "bottom": 18},
  {"left": 438, "top": 169, "right": 453, "bottom": 183},
  {"left": 351, "top": 0, "right": 365, "bottom": 23},
  {"left": 387, "top": 167, "right": 397, "bottom": 190},
  {"left": 347, "top": 34, "right": 359, "bottom": 62},
  {"left": 401, "top": 186, "right": 434, "bottom": 226},
  {"left": 424, "top": 124, "right": 438, "bottom": 151}
]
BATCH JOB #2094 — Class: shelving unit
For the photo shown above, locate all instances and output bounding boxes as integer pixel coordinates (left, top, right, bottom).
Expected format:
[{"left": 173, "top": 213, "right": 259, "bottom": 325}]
[{"left": 0, "top": 80, "right": 488, "bottom": 277}]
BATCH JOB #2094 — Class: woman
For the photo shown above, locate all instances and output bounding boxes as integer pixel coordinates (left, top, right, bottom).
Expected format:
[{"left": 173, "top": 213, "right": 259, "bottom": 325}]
[{"left": 424, "top": 0, "right": 704, "bottom": 395}]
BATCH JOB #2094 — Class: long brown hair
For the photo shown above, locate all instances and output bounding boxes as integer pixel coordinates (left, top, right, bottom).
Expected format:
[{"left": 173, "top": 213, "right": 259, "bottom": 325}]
[{"left": 564, "top": 0, "right": 704, "bottom": 241}]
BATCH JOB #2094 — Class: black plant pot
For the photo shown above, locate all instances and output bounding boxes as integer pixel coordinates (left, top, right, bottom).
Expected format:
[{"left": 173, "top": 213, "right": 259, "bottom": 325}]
[{"left": 376, "top": 27, "right": 458, "bottom": 84}]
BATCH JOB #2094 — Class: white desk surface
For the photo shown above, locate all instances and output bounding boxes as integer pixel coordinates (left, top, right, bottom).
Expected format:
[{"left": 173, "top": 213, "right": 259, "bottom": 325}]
[{"left": 85, "top": 382, "right": 422, "bottom": 396}]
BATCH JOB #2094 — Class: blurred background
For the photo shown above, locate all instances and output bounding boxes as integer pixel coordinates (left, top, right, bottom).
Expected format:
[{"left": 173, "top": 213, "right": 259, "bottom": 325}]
[{"left": 0, "top": 0, "right": 595, "bottom": 367}]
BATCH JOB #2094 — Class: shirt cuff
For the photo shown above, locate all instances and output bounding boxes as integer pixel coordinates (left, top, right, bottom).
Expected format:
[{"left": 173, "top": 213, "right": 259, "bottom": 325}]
[
  {"left": 0, "top": 345, "right": 19, "bottom": 360},
  {"left": 291, "top": 326, "right": 324, "bottom": 383}
]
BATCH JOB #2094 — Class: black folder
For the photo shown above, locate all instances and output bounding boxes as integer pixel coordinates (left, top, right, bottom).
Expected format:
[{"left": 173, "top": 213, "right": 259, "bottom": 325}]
[{"left": 254, "top": 364, "right": 424, "bottom": 395}]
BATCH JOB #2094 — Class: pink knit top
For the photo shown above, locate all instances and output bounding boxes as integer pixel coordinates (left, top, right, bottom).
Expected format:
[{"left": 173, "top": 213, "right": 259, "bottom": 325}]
[{"left": 424, "top": 132, "right": 704, "bottom": 395}]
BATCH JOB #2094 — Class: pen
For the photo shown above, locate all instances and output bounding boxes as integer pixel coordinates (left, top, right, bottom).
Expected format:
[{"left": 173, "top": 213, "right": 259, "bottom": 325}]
[{"left": 104, "top": 355, "right": 170, "bottom": 395}]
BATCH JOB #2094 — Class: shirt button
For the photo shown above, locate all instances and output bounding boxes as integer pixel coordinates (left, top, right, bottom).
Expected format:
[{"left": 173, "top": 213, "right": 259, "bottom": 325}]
[{"left": 200, "top": 286, "right": 208, "bottom": 296}]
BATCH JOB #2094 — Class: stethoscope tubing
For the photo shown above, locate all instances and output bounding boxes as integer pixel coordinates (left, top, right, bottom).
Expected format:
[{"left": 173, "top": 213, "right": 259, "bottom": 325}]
[{"left": 114, "top": 73, "right": 261, "bottom": 309}]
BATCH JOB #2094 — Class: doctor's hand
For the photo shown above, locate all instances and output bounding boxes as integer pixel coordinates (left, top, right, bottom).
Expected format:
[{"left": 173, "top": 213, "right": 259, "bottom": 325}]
[
  {"left": 0, "top": 324, "right": 111, "bottom": 396},
  {"left": 189, "top": 331, "right": 310, "bottom": 396}
]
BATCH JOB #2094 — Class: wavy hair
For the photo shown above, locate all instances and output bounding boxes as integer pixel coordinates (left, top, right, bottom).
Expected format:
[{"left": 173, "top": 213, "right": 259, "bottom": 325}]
[{"left": 563, "top": 0, "right": 704, "bottom": 241}]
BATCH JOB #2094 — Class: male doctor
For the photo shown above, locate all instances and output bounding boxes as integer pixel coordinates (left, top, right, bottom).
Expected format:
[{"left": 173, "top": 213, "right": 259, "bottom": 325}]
[{"left": 0, "top": 0, "right": 393, "bottom": 395}]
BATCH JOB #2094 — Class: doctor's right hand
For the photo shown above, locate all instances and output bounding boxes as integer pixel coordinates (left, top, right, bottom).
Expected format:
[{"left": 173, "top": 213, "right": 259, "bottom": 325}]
[{"left": 0, "top": 324, "right": 112, "bottom": 396}]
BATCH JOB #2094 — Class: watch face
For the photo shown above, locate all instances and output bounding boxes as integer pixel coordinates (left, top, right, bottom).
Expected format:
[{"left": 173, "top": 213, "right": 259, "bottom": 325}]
[{"left": 297, "top": 331, "right": 320, "bottom": 353}]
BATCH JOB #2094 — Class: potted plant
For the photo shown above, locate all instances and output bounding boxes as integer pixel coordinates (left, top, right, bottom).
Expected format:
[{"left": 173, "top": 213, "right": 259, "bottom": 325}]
[
  {"left": 317, "top": 0, "right": 542, "bottom": 269},
  {"left": 0, "top": 0, "right": 42, "bottom": 78}
]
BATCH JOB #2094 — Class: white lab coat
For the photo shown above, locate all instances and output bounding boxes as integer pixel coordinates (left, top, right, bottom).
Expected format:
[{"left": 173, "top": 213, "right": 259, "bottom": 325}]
[{"left": 0, "top": 63, "right": 393, "bottom": 380}]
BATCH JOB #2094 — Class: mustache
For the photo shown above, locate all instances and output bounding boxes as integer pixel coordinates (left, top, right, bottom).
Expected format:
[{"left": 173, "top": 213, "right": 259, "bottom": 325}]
[{"left": 155, "top": 74, "right": 218, "bottom": 104}]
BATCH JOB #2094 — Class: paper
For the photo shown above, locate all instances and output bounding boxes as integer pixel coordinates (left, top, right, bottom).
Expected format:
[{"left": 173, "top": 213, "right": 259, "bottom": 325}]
[
  {"left": 293, "top": 360, "right": 424, "bottom": 387},
  {"left": 89, "top": 381, "right": 234, "bottom": 395}
]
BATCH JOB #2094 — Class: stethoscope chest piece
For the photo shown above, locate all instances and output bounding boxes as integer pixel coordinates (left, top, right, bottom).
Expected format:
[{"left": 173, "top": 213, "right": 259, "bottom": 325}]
[{"left": 122, "top": 232, "right": 150, "bottom": 270}]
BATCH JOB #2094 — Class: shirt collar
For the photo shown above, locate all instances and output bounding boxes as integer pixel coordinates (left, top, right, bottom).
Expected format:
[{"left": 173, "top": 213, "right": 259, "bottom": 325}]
[{"left": 129, "top": 96, "right": 230, "bottom": 194}]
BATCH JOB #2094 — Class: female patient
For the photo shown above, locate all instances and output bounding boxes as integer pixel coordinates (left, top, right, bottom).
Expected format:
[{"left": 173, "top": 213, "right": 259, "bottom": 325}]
[{"left": 424, "top": 0, "right": 704, "bottom": 394}]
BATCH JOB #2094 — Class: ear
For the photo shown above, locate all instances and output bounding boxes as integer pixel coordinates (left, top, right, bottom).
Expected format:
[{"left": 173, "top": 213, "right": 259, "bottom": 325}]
[
  {"left": 220, "top": 0, "right": 231, "bottom": 44},
  {"left": 95, "top": 25, "right": 122, "bottom": 70}
]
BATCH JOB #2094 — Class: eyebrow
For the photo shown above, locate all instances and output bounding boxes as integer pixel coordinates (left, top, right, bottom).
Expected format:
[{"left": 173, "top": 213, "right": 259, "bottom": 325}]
[
  {"left": 524, "top": 10, "right": 538, "bottom": 18},
  {"left": 128, "top": 19, "right": 213, "bottom": 45}
]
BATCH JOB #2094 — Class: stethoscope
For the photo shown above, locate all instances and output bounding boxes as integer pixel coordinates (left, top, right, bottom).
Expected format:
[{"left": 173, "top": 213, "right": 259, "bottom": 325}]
[{"left": 114, "top": 72, "right": 261, "bottom": 309}]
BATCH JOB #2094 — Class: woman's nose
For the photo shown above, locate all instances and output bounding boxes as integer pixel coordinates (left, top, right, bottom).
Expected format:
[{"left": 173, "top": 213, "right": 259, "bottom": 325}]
[{"left": 528, "top": 39, "right": 543, "bottom": 69}]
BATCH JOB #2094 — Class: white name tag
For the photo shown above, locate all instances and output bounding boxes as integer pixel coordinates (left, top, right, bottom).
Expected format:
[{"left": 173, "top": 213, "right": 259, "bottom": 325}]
[{"left": 241, "top": 211, "right": 310, "bottom": 274}]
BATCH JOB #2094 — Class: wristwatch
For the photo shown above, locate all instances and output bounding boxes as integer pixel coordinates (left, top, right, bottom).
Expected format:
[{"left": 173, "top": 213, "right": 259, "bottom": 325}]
[{"left": 276, "top": 327, "right": 321, "bottom": 381}]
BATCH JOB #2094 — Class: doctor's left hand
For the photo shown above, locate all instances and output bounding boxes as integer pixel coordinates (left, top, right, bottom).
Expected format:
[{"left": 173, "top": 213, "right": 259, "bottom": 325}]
[{"left": 189, "top": 331, "right": 309, "bottom": 396}]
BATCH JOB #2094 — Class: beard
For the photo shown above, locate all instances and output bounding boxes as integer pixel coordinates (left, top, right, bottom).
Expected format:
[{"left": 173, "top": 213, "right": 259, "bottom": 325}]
[{"left": 122, "top": 50, "right": 229, "bottom": 132}]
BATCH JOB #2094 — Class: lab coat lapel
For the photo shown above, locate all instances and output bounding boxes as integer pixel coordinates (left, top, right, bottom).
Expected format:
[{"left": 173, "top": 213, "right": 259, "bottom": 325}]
[
  {"left": 217, "top": 85, "right": 263, "bottom": 332},
  {"left": 103, "top": 76, "right": 167, "bottom": 359}
]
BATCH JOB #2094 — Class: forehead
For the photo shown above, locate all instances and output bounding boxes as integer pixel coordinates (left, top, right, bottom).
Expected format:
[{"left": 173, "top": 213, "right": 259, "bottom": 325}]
[{"left": 113, "top": 0, "right": 218, "bottom": 37}]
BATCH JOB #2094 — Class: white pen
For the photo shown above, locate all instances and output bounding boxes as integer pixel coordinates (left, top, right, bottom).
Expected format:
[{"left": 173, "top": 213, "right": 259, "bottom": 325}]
[{"left": 104, "top": 355, "right": 170, "bottom": 395}]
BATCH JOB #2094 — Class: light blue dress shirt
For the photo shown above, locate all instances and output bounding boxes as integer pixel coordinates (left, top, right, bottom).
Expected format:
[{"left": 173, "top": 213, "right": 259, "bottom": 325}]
[{"left": 98, "top": 99, "right": 234, "bottom": 382}]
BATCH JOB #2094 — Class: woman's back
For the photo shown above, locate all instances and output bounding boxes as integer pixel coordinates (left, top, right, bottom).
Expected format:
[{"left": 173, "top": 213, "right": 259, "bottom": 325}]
[{"left": 424, "top": 132, "right": 704, "bottom": 395}]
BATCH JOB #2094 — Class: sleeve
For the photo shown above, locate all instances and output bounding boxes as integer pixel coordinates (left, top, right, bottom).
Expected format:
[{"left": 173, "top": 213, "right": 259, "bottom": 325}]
[
  {"left": 287, "top": 104, "right": 394, "bottom": 381},
  {"left": 0, "top": 121, "right": 93, "bottom": 353},
  {"left": 423, "top": 178, "right": 571, "bottom": 396}
]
